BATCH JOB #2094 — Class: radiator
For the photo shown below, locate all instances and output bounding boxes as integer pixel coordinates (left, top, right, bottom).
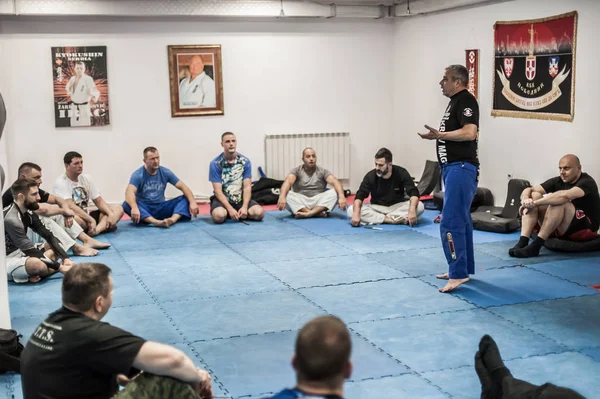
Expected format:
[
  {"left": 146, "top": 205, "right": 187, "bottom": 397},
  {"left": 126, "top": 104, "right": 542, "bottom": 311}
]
[{"left": 264, "top": 133, "right": 351, "bottom": 181}]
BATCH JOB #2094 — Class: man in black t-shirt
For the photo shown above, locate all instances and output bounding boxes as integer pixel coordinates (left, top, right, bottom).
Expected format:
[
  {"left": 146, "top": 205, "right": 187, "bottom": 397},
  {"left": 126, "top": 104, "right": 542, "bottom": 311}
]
[
  {"left": 509, "top": 154, "right": 600, "bottom": 258},
  {"left": 349, "top": 148, "right": 423, "bottom": 227},
  {"left": 21, "top": 262, "right": 213, "bottom": 399},
  {"left": 262, "top": 315, "right": 351, "bottom": 399},
  {"left": 419, "top": 65, "right": 480, "bottom": 293}
]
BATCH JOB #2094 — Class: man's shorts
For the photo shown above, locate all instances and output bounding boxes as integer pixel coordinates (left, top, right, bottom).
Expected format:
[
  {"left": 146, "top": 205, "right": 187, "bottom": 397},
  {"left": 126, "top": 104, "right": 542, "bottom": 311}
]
[
  {"left": 210, "top": 197, "right": 260, "bottom": 214},
  {"left": 6, "top": 243, "right": 45, "bottom": 283},
  {"left": 559, "top": 209, "right": 598, "bottom": 241},
  {"left": 89, "top": 209, "right": 102, "bottom": 223}
]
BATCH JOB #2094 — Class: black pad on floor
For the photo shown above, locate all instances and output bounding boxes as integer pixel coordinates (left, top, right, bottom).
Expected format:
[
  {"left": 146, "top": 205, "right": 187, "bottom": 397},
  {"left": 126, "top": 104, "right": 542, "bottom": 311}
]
[{"left": 472, "top": 179, "right": 531, "bottom": 233}]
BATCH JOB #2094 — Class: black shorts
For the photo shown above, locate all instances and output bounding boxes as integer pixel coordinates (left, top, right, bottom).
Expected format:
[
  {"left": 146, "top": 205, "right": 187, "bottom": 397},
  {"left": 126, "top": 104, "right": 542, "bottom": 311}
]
[
  {"left": 89, "top": 209, "right": 102, "bottom": 223},
  {"left": 561, "top": 209, "right": 598, "bottom": 241},
  {"left": 210, "top": 197, "right": 259, "bottom": 213}
]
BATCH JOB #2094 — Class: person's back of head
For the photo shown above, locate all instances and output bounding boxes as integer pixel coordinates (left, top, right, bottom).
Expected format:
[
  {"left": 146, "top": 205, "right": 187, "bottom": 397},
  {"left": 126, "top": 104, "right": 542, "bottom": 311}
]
[
  {"left": 62, "top": 263, "right": 112, "bottom": 319},
  {"left": 293, "top": 315, "right": 352, "bottom": 393}
]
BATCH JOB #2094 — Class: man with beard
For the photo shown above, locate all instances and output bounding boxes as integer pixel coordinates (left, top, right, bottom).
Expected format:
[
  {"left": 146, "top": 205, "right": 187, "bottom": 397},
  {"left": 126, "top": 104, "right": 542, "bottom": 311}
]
[
  {"left": 277, "top": 147, "right": 347, "bottom": 218},
  {"left": 4, "top": 178, "right": 74, "bottom": 283},
  {"left": 348, "top": 147, "right": 423, "bottom": 227}
]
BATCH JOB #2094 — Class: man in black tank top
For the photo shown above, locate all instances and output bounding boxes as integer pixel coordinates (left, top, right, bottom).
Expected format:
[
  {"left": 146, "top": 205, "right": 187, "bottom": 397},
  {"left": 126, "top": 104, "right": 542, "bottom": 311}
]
[{"left": 419, "top": 65, "right": 480, "bottom": 293}]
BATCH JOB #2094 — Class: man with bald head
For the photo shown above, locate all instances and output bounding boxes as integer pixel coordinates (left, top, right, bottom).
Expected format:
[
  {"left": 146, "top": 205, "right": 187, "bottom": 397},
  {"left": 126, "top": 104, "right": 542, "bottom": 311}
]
[
  {"left": 277, "top": 147, "right": 346, "bottom": 218},
  {"left": 510, "top": 154, "right": 600, "bottom": 258},
  {"left": 178, "top": 55, "right": 216, "bottom": 108}
]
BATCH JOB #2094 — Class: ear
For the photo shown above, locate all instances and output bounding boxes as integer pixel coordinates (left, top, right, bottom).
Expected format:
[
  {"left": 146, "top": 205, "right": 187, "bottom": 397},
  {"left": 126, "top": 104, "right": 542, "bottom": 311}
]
[
  {"left": 291, "top": 355, "right": 298, "bottom": 372},
  {"left": 94, "top": 295, "right": 104, "bottom": 313}
]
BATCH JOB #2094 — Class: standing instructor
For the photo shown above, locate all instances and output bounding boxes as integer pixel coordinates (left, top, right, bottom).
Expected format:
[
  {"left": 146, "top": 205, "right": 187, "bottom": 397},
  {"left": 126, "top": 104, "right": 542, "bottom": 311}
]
[{"left": 418, "top": 64, "right": 480, "bottom": 293}]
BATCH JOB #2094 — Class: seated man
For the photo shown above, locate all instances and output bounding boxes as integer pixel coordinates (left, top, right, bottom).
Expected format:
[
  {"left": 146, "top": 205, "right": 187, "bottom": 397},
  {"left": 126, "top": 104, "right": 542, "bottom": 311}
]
[
  {"left": 209, "top": 131, "right": 264, "bottom": 224},
  {"left": 124, "top": 146, "right": 198, "bottom": 228},
  {"left": 263, "top": 315, "right": 352, "bottom": 399},
  {"left": 4, "top": 178, "right": 74, "bottom": 284},
  {"left": 2, "top": 162, "right": 109, "bottom": 256},
  {"left": 53, "top": 151, "right": 124, "bottom": 236},
  {"left": 277, "top": 147, "right": 347, "bottom": 218},
  {"left": 510, "top": 154, "right": 600, "bottom": 258},
  {"left": 475, "top": 334, "right": 585, "bottom": 398},
  {"left": 348, "top": 148, "right": 424, "bottom": 227},
  {"left": 21, "top": 263, "right": 212, "bottom": 399}
]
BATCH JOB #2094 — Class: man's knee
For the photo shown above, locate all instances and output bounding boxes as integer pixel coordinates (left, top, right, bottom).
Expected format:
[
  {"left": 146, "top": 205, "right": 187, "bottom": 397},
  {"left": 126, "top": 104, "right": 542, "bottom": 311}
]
[
  {"left": 211, "top": 208, "right": 227, "bottom": 224},
  {"left": 24, "top": 258, "right": 47, "bottom": 277},
  {"left": 249, "top": 205, "right": 264, "bottom": 220}
]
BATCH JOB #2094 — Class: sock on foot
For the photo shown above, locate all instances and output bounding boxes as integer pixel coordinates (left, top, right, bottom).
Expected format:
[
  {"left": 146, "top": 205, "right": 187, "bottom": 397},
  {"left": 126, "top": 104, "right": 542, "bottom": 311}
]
[{"left": 512, "top": 236, "right": 545, "bottom": 258}]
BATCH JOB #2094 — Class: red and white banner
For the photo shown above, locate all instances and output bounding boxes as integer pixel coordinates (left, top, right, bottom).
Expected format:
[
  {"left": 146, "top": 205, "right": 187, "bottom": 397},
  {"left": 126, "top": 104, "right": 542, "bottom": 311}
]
[{"left": 466, "top": 49, "right": 479, "bottom": 99}]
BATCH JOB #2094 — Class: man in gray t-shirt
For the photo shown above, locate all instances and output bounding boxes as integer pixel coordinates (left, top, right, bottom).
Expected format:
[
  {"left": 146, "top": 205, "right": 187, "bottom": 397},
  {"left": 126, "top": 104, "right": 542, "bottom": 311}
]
[{"left": 277, "top": 148, "right": 346, "bottom": 218}]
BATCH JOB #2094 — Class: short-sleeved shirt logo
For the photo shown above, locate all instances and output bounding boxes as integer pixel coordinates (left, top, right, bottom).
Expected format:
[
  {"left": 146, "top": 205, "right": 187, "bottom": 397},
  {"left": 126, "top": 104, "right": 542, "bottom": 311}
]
[{"left": 463, "top": 108, "right": 473, "bottom": 117}]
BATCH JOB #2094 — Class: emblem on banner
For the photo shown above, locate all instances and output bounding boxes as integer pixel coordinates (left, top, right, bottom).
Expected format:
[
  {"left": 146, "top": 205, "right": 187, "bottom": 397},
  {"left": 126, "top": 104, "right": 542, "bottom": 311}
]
[
  {"left": 469, "top": 51, "right": 476, "bottom": 64},
  {"left": 503, "top": 58, "right": 514, "bottom": 78},
  {"left": 548, "top": 56, "right": 560, "bottom": 77},
  {"left": 525, "top": 56, "right": 536, "bottom": 81}
]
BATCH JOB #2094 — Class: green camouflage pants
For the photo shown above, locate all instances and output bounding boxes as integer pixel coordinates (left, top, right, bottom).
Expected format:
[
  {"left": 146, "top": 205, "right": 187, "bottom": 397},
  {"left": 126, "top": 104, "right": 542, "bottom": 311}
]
[{"left": 112, "top": 372, "right": 201, "bottom": 399}]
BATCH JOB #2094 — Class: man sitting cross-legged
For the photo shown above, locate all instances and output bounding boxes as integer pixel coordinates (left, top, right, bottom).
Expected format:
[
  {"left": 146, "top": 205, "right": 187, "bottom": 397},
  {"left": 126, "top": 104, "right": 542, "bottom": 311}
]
[
  {"left": 509, "top": 154, "right": 600, "bottom": 258},
  {"left": 2, "top": 162, "right": 109, "bottom": 256},
  {"left": 277, "top": 147, "right": 347, "bottom": 218},
  {"left": 348, "top": 147, "right": 424, "bottom": 227},
  {"left": 263, "top": 315, "right": 352, "bottom": 399},
  {"left": 4, "top": 178, "right": 74, "bottom": 284},
  {"left": 124, "top": 146, "right": 199, "bottom": 228},
  {"left": 53, "top": 151, "right": 124, "bottom": 236}
]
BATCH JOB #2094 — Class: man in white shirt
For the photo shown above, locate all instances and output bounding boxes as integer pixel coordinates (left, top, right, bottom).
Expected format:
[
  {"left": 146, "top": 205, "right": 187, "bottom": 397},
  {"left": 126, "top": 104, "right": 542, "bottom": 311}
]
[
  {"left": 178, "top": 55, "right": 216, "bottom": 109},
  {"left": 53, "top": 151, "right": 123, "bottom": 236},
  {"left": 65, "top": 61, "right": 100, "bottom": 127}
]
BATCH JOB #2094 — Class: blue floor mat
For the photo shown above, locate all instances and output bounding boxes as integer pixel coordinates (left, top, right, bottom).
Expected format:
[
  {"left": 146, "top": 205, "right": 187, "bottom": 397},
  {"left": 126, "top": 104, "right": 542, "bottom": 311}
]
[
  {"left": 488, "top": 295, "right": 600, "bottom": 350},
  {"left": 327, "top": 229, "right": 440, "bottom": 254},
  {"left": 368, "top": 247, "right": 516, "bottom": 277},
  {"left": 258, "top": 254, "right": 409, "bottom": 289},
  {"left": 421, "top": 267, "right": 598, "bottom": 307},
  {"left": 350, "top": 309, "right": 564, "bottom": 373},
  {"left": 528, "top": 257, "right": 600, "bottom": 287},
  {"left": 6, "top": 209, "right": 600, "bottom": 398},
  {"left": 229, "top": 236, "right": 353, "bottom": 263},
  {"left": 299, "top": 278, "right": 475, "bottom": 323},
  {"left": 345, "top": 374, "right": 450, "bottom": 399},
  {"left": 162, "top": 290, "right": 325, "bottom": 342}
]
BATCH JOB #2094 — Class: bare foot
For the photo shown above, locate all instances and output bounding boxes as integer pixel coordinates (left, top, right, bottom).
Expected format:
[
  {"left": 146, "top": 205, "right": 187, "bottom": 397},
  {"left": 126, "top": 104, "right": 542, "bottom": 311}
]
[
  {"left": 73, "top": 245, "right": 99, "bottom": 257},
  {"left": 295, "top": 211, "right": 309, "bottom": 219},
  {"left": 154, "top": 219, "right": 171, "bottom": 228},
  {"left": 439, "top": 277, "right": 470, "bottom": 293},
  {"left": 316, "top": 211, "right": 328, "bottom": 218},
  {"left": 436, "top": 273, "right": 449, "bottom": 280},
  {"left": 83, "top": 238, "right": 111, "bottom": 250},
  {"left": 165, "top": 217, "right": 176, "bottom": 227},
  {"left": 390, "top": 216, "right": 407, "bottom": 225}
]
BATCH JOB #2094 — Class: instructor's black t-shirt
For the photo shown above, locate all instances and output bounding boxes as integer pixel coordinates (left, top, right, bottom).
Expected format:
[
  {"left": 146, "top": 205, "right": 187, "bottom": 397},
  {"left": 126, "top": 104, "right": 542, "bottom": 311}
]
[
  {"left": 21, "top": 307, "right": 146, "bottom": 399},
  {"left": 355, "top": 165, "right": 420, "bottom": 207},
  {"left": 540, "top": 172, "right": 600, "bottom": 232},
  {"left": 436, "top": 89, "right": 480, "bottom": 166},
  {"left": 2, "top": 187, "right": 50, "bottom": 208}
]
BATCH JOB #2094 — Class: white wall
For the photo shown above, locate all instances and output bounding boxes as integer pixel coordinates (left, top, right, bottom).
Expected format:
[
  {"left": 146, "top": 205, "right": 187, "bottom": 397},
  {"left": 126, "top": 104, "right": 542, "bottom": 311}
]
[
  {"left": 0, "top": 17, "right": 394, "bottom": 202},
  {"left": 392, "top": 0, "right": 600, "bottom": 205}
]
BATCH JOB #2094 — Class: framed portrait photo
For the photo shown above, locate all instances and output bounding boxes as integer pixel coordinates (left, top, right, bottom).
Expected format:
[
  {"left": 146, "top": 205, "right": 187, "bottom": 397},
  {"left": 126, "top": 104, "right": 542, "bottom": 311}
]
[{"left": 168, "top": 44, "right": 224, "bottom": 117}]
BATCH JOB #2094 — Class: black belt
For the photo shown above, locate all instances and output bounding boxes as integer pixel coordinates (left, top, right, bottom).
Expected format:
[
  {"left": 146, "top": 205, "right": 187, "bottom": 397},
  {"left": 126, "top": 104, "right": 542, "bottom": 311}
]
[{"left": 72, "top": 101, "right": 88, "bottom": 106}]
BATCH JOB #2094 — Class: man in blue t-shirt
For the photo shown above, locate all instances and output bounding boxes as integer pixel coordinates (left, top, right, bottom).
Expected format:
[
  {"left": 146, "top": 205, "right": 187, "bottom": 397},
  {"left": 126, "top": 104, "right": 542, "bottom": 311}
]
[
  {"left": 209, "top": 132, "right": 264, "bottom": 224},
  {"left": 123, "top": 147, "right": 198, "bottom": 228},
  {"left": 262, "top": 315, "right": 351, "bottom": 399}
]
